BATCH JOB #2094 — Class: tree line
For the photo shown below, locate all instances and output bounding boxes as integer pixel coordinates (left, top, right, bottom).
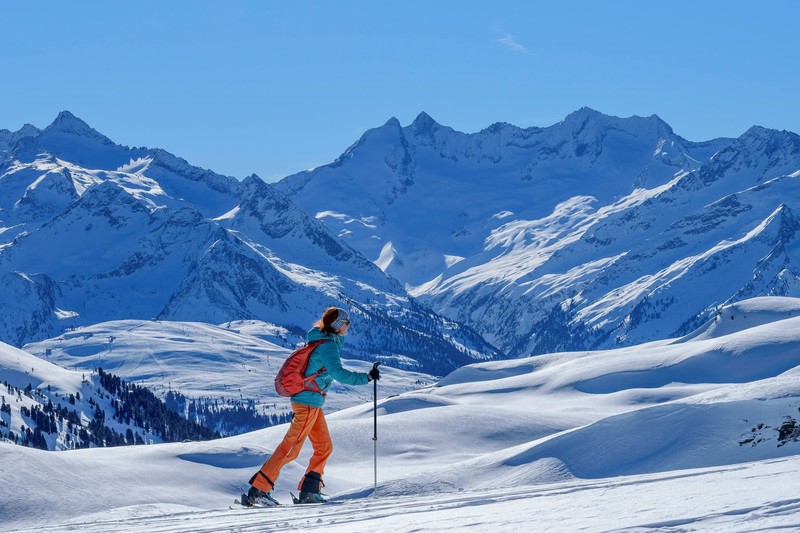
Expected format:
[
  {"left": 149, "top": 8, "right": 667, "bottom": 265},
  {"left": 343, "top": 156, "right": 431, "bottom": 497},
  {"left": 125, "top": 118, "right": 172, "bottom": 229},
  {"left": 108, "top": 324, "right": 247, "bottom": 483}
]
[{"left": 1, "top": 368, "right": 219, "bottom": 451}]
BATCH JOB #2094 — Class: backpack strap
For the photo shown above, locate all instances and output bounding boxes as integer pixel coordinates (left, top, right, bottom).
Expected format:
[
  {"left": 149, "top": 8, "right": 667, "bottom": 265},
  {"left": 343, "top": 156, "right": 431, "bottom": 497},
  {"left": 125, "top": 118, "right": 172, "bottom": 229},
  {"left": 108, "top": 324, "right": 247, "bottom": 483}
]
[
  {"left": 302, "top": 339, "right": 330, "bottom": 396},
  {"left": 302, "top": 368, "right": 327, "bottom": 396}
]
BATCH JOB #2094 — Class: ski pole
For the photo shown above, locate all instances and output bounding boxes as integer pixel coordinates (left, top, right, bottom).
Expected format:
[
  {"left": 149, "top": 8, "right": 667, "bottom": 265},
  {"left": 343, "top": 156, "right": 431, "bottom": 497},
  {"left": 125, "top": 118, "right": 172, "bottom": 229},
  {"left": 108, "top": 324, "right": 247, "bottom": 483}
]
[{"left": 372, "top": 361, "right": 381, "bottom": 495}]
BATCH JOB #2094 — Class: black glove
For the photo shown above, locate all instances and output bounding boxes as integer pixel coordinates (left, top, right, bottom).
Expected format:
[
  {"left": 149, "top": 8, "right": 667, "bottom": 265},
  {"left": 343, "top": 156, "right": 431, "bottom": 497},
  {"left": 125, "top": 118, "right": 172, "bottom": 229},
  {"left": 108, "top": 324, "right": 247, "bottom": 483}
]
[{"left": 368, "top": 365, "right": 381, "bottom": 381}]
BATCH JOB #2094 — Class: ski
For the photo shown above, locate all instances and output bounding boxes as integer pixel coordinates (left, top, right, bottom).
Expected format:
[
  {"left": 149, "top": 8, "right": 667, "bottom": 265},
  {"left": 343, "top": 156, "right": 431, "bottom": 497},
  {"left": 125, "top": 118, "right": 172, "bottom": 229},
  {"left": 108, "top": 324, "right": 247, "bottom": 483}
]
[{"left": 236, "top": 492, "right": 351, "bottom": 507}]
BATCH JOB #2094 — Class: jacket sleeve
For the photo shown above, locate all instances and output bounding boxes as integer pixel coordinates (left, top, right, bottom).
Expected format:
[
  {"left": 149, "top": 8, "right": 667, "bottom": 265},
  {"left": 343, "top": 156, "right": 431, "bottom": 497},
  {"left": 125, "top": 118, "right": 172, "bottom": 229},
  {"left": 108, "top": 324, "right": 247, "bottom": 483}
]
[{"left": 319, "top": 343, "right": 369, "bottom": 386}]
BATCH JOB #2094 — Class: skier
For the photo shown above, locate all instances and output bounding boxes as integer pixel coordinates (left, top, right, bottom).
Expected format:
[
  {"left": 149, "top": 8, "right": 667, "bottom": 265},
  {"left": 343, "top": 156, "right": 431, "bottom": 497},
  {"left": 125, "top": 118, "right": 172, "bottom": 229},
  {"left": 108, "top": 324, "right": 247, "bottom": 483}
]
[{"left": 245, "top": 307, "right": 381, "bottom": 505}]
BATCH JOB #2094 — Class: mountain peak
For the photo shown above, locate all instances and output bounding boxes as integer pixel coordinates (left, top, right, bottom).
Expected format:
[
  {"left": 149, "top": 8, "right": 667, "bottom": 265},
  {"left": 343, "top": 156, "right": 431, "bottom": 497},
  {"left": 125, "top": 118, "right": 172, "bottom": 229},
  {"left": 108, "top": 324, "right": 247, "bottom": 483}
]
[
  {"left": 481, "top": 121, "right": 528, "bottom": 135},
  {"left": 383, "top": 117, "right": 402, "bottom": 128},
  {"left": 48, "top": 110, "right": 91, "bottom": 129},
  {"left": 16, "top": 123, "right": 40, "bottom": 137},
  {"left": 561, "top": 106, "right": 604, "bottom": 123},
  {"left": 43, "top": 111, "right": 110, "bottom": 142},
  {"left": 741, "top": 125, "right": 790, "bottom": 140},
  {"left": 558, "top": 107, "right": 611, "bottom": 135},
  {"left": 645, "top": 113, "right": 675, "bottom": 135},
  {"left": 0, "top": 123, "right": 40, "bottom": 149},
  {"left": 239, "top": 173, "right": 273, "bottom": 198},
  {"left": 732, "top": 125, "right": 800, "bottom": 157},
  {"left": 558, "top": 107, "right": 677, "bottom": 140},
  {"left": 411, "top": 111, "right": 439, "bottom": 131}
]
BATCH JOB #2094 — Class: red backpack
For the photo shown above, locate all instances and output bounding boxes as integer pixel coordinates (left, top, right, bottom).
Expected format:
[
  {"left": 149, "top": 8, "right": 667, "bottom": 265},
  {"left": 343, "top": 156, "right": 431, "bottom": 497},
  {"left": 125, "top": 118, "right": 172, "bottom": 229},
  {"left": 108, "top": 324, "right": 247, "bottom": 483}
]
[{"left": 274, "top": 339, "right": 329, "bottom": 397}]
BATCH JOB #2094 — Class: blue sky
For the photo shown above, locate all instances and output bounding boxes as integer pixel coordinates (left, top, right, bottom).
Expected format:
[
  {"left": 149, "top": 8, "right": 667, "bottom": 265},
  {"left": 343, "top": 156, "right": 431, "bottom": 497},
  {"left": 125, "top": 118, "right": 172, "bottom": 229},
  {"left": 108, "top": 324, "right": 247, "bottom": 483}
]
[{"left": 1, "top": 1, "right": 797, "bottom": 181}]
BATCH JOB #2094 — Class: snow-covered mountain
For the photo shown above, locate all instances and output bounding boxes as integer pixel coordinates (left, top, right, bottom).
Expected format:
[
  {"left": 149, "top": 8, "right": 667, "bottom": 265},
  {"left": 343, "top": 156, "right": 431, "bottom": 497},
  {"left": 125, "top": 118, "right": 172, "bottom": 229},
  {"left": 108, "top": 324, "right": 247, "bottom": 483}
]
[
  {"left": 276, "top": 108, "right": 800, "bottom": 356},
  {"left": 2, "top": 296, "right": 799, "bottom": 531},
  {"left": 0, "top": 112, "right": 498, "bottom": 375},
  {"left": 6, "top": 108, "right": 798, "bottom": 366}
]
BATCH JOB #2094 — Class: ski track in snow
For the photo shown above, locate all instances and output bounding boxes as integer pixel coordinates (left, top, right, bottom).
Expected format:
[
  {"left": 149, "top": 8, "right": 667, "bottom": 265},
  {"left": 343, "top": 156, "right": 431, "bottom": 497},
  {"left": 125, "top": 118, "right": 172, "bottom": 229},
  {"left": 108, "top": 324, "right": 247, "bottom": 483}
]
[{"left": 8, "top": 458, "right": 800, "bottom": 533}]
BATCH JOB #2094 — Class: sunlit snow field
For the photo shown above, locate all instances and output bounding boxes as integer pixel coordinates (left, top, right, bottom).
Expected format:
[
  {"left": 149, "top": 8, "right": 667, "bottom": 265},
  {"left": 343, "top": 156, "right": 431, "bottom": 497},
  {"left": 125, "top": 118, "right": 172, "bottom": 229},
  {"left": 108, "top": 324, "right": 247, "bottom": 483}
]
[{"left": 2, "top": 297, "right": 800, "bottom": 531}]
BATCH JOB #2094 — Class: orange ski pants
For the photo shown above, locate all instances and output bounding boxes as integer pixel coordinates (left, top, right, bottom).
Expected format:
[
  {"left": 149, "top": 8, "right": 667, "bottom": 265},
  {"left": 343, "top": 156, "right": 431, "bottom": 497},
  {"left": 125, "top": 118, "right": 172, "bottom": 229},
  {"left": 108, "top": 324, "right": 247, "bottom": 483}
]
[{"left": 250, "top": 403, "right": 333, "bottom": 492}]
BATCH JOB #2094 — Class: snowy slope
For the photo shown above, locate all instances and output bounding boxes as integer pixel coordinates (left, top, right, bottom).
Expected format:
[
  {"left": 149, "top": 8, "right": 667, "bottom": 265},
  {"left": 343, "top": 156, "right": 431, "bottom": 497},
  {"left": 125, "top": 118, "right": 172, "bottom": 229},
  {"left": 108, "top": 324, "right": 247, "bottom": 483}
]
[
  {"left": 0, "top": 340, "right": 214, "bottom": 451},
  {"left": 2, "top": 297, "right": 799, "bottom": 531},
  {"left": 23, "top": 319, "right": 436, "bottom": 434},
  {"left": 277, "top": 109, "right": 800, "bottom": 357},
  {"left": 0, "top": 112, "right": 498, "bottom": 374}
]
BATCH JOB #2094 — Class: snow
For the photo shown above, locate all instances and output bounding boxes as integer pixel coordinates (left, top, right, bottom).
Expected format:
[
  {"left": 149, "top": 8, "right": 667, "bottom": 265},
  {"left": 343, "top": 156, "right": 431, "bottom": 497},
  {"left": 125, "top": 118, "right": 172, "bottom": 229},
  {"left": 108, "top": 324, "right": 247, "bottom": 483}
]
[
  {"left": 375, "top": 241, "right": 398, "bottom": 271},
  {"left": 8, "top": 460, "right": 800, "bottom": 532},
  {"left": 2, "top": 297, "right": 800, "bottom": 531},
  {"left": 0, "top": 339, "right": 83, "bottom": 394},
  {"left": 442, "top": 254, "right": 464, "bottom": 267},
  {"left": 23, "top": 320, "right": 437, "bottom": 423}
]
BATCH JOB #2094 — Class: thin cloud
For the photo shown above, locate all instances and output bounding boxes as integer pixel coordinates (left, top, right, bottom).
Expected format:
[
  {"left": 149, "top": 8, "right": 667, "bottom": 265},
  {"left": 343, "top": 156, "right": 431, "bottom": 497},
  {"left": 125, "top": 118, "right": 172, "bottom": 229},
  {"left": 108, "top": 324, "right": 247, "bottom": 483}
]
[{"left": 497, "top": 33, "right": 532, "bottom": 55}]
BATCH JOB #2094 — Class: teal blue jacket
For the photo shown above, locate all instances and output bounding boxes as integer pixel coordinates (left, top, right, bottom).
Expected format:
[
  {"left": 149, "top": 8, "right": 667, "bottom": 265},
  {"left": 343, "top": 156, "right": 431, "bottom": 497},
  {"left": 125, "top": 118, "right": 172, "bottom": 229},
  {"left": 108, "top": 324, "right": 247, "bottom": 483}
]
[{"left": 291, "top": 327, "right": 369, "bottom": 408}]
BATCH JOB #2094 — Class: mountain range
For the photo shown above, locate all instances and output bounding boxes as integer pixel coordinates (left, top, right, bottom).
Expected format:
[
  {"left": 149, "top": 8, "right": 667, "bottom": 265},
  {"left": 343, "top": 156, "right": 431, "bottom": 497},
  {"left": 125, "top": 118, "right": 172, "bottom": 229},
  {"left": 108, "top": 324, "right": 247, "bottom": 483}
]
[
  {"left": 0, "top": 112, "right": 496, "bottom": 376},
  {"left": 277, "top": 108, "right": 800, "bottom": 356},
  {"left": 2, "top": 108, "right": 800, "bottom": 367}
]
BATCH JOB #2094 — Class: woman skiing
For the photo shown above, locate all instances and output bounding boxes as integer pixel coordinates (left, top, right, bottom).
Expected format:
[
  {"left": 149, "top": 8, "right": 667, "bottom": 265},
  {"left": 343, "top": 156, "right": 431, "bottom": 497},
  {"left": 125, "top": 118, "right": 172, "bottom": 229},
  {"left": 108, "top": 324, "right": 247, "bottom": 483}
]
[{"left": 245, "top": 307, "right": 381, "bottom": 505}]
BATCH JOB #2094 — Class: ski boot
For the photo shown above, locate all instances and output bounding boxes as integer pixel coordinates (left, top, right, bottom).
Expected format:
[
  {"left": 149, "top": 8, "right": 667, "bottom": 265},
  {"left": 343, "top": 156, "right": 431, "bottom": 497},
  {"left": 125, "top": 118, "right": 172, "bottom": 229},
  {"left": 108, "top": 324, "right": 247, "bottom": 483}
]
[
  {"left": 293, "top": 471, "right": 329, "bottom": 504},
  {"left": 244, "top": 486, "right": 281, "bottom": 506},
  {"left": 292, "top": 490, "right": 329, "bottom": 504}
]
